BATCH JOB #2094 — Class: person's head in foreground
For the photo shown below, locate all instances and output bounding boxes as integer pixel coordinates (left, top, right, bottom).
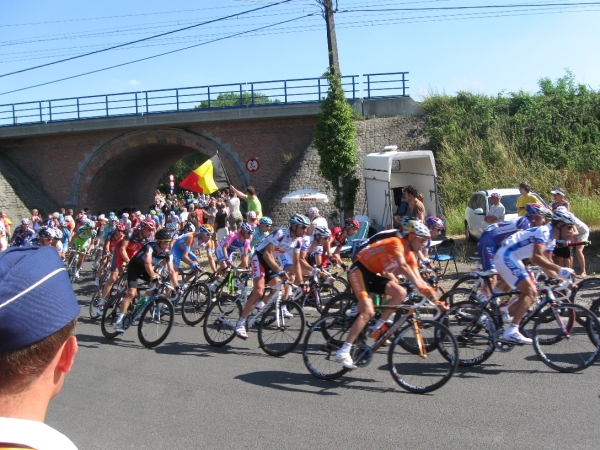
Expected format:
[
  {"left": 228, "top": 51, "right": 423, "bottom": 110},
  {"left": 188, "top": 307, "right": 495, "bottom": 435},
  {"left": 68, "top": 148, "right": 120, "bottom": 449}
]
[{"left": 0, "top": 246, "right": 79, "bottom": 449}]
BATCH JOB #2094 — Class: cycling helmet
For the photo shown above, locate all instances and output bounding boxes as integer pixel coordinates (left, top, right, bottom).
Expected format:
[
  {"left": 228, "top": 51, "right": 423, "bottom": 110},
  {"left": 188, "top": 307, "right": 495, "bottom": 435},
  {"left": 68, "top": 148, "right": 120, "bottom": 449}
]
[
  {"left": 259, "top": 216, "right": 273, "bottom": 225},
  {"left": 54, "top": 228, "right": 63, "bottom": 240},
  {"left": 140, "top": 218, "right": 156, "bottom": 232},
  {"left": 198, "top": 226, "right": 212, "bottom": 236},
  {"left": 38, "top": 226, "right": 53, "bottom": 238},
  {"left": 401, "top": 216, "right": 418, "bottom": 228},
  {"left": 155, "top": 228, "right": 172, "bottom": 241},
  {"left": 115, "top": 222, "right": 127, "bottom": 232},
  {"left": 289, "top": 214, "right": 311, "bottom": 227},
  {"left": 403, "top": 219, "right": 431, "bottom": 238},
  {"left": 525, "top": 203, "right": 550, "bottom": 218},
  {"left": 165, "top": 222, "right": 178, "bottom": 232},
  {"left": 247, "top": 211, "right": 257, "bottom": 220},
  {"left": 313, "top": 226, "right": 331, "bottom": 238},
  {"left": 90, "top": 215, "right": 97, "bottom": 221},
  {"left": 202, "top": 224, "right": 214, "bottom": 233},
  {"left": 551, "top": 210, "right": 577, "bottom": 226},
  {"left": 21, "top": 218, "right": 30, "bottom": 225},
  {"left": 425, "top": 216, "right": 445, "bottom": 229},
  {"left": 345, "top": 217, "right": 360, "bottom": 229},
  {"left": 83, "top": 219, "right": 93, "bottom": 227},
  {"left": 183, "top": 222, "right": 196, "bottom": 233},
  {"left": 108, "top": 213, "right": 118, "bottom": 221},
  {"left": 240, "top": 222, "right": 254, "bottom": 234},
  {"left": 98, "top": 214, "right": 106, "bottom": 221},
  {"left": 122, "top": 212, "right": 129, "bottom": 218}
]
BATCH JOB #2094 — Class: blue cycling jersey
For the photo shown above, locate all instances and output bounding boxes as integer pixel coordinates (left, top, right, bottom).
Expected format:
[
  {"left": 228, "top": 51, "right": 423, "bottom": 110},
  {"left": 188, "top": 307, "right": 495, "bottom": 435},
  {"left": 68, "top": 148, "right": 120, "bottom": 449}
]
[{"left": 480, "top": 217, "right": 530, "bottom": 247}]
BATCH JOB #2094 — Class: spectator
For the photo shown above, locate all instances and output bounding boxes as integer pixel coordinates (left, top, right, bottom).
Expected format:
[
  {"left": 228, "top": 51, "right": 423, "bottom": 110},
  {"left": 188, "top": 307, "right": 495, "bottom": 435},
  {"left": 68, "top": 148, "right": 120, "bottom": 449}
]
[
  {"left": 485, "top": 192, "right": 505, "bottom": 224},
  {"left": 205, "top": 199, "right": 217, "bottom": 228},
  {"left": 179, "top": 206, "right": 189, "bottom": 223},
  {"left": 404, "top": 185, "right": 426, "bottom": 222},
  {"left": 1, "top": 212, "right": 12, "bottom": 237},
  {"left": 0, "top": 246, "right": 79, "bottom": 449},
  {"left": 556, "top": 206, "right": 589, "bottom": 278},
  {"left": 550, "top": 188, "right": 570, "bottom": 211},
  {"left": 306, "top": 206, "right": 328, "bottom": 236},
  {"left": 30, "top": 209, "right": 42, "bottom": 232},
  {"left": 0, "top": 212, "right": 6, "bottom": 253},
  {"left": 215, "top": 202, "right": 229, "bottom": 241},
  {"left": 227, "top": 190, "right": 243, "bottom": 232},
  {"left": 230, "top": 185, "right": 263, "bottom": 219},
  {"left": 516, "top": 181, "right": 540, "bottom": 216}
]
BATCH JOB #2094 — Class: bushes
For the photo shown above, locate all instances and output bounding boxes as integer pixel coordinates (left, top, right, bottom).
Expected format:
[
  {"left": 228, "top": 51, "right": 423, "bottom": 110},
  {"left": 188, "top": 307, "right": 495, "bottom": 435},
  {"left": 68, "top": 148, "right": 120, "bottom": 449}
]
[{"left": 423, "top": 71, "right": 600, "bottom": 231}]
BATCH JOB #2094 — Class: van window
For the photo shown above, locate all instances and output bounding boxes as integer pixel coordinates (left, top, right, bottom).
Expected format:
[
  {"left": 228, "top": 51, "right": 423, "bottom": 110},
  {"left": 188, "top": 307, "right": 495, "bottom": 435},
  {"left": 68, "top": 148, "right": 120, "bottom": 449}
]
[
  {"left": 500, "top": 194, "right": 520, "bottom": 214},
  {"left": 468, "top": 194, "right": 479, "bottom": 210},
  {"left": 474, "top": 194, "right": 487, "bottom": 211}
]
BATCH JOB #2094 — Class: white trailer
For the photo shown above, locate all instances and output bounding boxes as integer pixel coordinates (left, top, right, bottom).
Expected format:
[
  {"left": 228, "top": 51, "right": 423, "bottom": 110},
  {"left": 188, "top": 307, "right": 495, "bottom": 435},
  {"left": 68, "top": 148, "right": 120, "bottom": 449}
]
[{"left": 363, "top": 146, "right": 439, "bottom": 231}]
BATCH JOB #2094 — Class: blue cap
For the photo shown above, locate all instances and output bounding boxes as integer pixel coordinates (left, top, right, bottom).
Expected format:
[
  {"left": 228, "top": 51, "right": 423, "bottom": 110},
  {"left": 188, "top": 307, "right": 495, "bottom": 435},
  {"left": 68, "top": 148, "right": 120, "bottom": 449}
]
[{"left": 0, "top": 247, "right": 79, "bottom": 352}]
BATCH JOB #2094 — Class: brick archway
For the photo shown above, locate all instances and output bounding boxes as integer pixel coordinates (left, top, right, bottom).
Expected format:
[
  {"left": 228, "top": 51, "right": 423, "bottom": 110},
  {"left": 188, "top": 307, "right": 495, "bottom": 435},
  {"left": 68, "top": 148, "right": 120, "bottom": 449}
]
[{"left": 73, "top": 128, "right": 247, "bottom": 211}]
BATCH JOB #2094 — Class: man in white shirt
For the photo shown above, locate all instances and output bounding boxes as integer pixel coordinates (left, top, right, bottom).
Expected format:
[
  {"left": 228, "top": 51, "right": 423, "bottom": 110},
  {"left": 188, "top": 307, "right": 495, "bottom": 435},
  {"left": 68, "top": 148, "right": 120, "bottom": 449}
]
[
  {"left": 306, "top": 207, "right": 328, "bottom": 236},
  {"left": 0, "top": 246, "right": 80, "bottom": 449},
  {"left": 485, "top": 192, "right": 505, "bottom": 224}
]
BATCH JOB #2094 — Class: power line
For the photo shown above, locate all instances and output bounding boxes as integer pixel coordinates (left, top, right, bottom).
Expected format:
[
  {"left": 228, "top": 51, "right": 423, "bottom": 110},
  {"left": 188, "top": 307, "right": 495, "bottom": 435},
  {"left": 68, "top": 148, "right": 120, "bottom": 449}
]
[
  {"left": 0, "top": 0, "right": 294, "bottom": 79},
  {"left": 341, "top": 1, "right": 600, "bottom": 12},
  {"left": 0, "top": 14, "right": 314, "bottom": 97}
]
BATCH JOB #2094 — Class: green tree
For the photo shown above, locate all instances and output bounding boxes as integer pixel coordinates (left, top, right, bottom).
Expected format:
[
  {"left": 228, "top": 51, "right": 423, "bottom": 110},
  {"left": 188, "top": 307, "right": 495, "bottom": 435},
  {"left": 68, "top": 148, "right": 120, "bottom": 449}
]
[
  {"left": 195, "top": 91, "right": 277, "bottom": 108},
  {"left": 313, "top": 71, "right": 359, "bottom": 214}
]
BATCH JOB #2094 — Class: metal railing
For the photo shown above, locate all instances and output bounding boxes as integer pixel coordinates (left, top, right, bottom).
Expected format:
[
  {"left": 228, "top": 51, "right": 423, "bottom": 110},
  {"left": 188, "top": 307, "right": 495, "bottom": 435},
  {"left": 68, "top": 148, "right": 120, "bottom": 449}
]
[{"left": 0, "top": 72, "right": 409, "bottom": 127}]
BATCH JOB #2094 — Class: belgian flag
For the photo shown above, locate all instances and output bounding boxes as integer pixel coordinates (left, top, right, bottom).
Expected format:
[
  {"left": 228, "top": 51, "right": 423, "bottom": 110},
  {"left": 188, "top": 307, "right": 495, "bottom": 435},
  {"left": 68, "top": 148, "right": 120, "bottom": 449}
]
[{"left": 179, "top": 153, "right": 230, "bottom": 194}]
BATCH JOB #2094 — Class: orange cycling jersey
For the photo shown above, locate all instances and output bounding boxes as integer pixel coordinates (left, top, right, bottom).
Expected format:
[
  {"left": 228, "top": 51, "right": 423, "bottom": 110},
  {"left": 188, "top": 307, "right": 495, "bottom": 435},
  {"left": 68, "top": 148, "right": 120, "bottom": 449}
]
[{"left": 356, "top": 236, "right": 418, "bottom": 274}]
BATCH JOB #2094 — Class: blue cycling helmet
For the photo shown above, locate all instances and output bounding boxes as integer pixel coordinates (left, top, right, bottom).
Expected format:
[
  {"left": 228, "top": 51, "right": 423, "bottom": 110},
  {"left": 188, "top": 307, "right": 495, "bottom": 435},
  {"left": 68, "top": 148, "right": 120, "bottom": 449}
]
[
  {"left": 401, "top": 216, "right": 418, "bottom": 228},
  {"left": 525, "top": 203, "right": 550, "bottom": 218},
  {"left": 183, "top": 222, "right": 195, "bottom": 233},
  {"left": 259, "top": 216, "right": 273, "bottom": 225},
  {"left": 425, "top": 216, "right": 445, "bottom": 229},
  {"left": 198, "top": 226, "right": 212, "bottom": 236},
  {"left": 240, "top": 222, "right": 254, "bottom": 234},
  {"left": 289, "top": 214, "right": 310, "bottom": 227}
]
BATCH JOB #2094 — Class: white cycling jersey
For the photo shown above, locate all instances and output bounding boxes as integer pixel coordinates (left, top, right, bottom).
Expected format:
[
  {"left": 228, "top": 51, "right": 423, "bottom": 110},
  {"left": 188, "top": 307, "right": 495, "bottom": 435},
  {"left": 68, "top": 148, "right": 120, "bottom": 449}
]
[
  {"left": 256, "top": 227, "right": 303, "bottom": 257},
  {"left": 301, "top": 235, "right": 323, "bottom": 255},
  {"left": 501, "top": 225, "right": 556, "bottom": 260}
]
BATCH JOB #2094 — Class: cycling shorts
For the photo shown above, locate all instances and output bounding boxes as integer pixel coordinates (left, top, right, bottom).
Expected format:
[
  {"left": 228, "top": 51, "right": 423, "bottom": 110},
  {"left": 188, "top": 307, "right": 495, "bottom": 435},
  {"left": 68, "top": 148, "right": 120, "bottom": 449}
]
[
  {"left": 251, "top": 252, "right": 278, "bottom": 280},
  {"left": 172, "top": 248, "right": 198, "bottom": 269},
  {"left": 72, "top": 237, "right": 90, "bottom": 252},
  {"left": 126, "top": 260, "right": 151, "bottom": 289},
  {"left": 477, "top": 235, "right": 497, "bottom": 272},
  {"left": 215, "top": 246, "right": 234, "bottom": 264},
  {"left": 347, "top": 261, "right": 391, "bottom": 302},
  {"left": 494, "top": 246, "right": 530, "bottom": 289},
  {"left": 277, "top": 252, "right": 293, "bottom": 268},
  {"left": 553, "top": 245, "right": 571, "bottom": 259}
]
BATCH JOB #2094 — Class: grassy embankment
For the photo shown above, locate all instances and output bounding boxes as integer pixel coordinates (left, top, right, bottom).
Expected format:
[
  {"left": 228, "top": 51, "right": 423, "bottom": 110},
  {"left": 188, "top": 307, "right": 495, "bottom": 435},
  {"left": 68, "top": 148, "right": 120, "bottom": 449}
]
[{"left": 422, "top": 71, "right": 600, "bottom": 235}]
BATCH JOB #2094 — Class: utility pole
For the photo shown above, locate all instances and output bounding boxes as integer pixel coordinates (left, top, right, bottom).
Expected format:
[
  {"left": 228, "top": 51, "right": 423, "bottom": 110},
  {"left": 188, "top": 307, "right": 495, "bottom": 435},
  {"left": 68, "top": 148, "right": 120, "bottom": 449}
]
[{"left": 318, "top": 0, "right": 340, "bottom": 77}]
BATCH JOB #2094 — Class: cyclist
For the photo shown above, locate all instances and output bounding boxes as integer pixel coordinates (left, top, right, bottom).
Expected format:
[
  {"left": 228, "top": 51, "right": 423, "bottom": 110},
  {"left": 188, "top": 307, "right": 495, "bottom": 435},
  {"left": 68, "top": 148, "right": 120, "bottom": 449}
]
[
  {"left": 66, "top": 220, "right": 97, "bottom": 279},
  {"left": 94, "top": 222, "right": 127, "bottom": 287},
  {"left": 334, "top": 220, "right": 441, "bottom": 369},
  {"left": 250, "top": 216, "right": 272, "bottom": 252},
  {"left": 299, "top": 226, "right": 331, "bottom": 278},
  {"left": 97, "top": 219, "right": 155, "bottom": 309},
  {"left": 330, "top": 218, "right": 360, "bottom": 265},
  {"left": 235, "top": 214, "right": 309, "bottom": 340},
  {"left": 493, "top": 209, "right": 575, "bottom": 344},
  {"left": 422, "top": 216, "right": 445, "bottom": 258},
  {"left": 9, "top": 218, "right": 35, "bottom": 247},
  {"left": 37, "top": 226, "right": 54, "bottom": 248},
  {"left": 172, "top": 224, "right": 216, "bottom": 281},
  {"left": 113, "top": 228, "right": 181, "bottom": 333},
  {"left": 214, "top": 222, "right": 253, "bottom": 275}
]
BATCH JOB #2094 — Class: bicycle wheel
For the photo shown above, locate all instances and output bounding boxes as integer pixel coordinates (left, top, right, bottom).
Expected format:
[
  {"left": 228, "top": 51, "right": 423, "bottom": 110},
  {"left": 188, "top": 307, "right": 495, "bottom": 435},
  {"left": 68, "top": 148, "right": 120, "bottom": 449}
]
[
  {"left": 570, "top": 277, "right": 600, "bottom": 310},
  {"left": 442, "top": 300, "right": 496, "bottom": 367},
  {"left": 137, "top": 296, "right": 174, "bottom": 348},
  {"left": 439, "top": 288, "right": 472, "bottom": 308},
  {"left": 532, "top": 303, "right": 600, "bottom": 372},
  {"left": 330, "top": 276, "right": 350, "bottom": 294},
  {"left": 321, "top": 292, "right": 356, "bottom": 316},
  {"left": 89, "top": 286, "right": 103, "bottom": 320},
  {"left": 388, "top": 319, "right": 458, "bottom": 394},
  {"left": 257, "top": 300, "right": 305, "bottom": 357},
  {"left": 181, "top": 282, "right": 211, "bottom": 326},
  {"left": 100, "top": 294, "right": 123, "bottom": 339},
  {"left": 203, "top": 295, "right": 242, "bottom": 347},
  {"left": 315, "top": 284, "right": 340, "bottom": 313},
  {"left": 301, "top": 284, "right": 340, "bottom": 328},
  {"left": 302, "top": 313, "right": 351, "bottom": 380},
  {"left": 450, "top": 274, "right": 479, "bottom": 292}
]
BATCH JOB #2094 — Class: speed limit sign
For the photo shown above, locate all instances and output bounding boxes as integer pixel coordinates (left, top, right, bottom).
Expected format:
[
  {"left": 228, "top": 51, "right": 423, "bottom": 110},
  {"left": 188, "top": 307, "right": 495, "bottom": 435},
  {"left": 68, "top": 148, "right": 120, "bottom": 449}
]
[{"left": 246, "top": 158, "right": 259, "bottom": 173}]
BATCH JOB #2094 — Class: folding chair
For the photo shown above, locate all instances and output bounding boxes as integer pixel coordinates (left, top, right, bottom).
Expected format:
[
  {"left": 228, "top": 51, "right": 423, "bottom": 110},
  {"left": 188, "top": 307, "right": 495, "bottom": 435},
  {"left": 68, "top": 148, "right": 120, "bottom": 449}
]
[{"left": 431, "top": 238, "right": 459, "bottom": 278}]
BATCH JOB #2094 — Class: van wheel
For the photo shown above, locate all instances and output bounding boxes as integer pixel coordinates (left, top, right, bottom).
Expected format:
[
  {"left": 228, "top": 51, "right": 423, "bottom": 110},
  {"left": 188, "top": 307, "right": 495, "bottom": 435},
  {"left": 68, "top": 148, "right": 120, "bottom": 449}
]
[{"left": 465, "top": 221, "right": 475, "bottom": 242}]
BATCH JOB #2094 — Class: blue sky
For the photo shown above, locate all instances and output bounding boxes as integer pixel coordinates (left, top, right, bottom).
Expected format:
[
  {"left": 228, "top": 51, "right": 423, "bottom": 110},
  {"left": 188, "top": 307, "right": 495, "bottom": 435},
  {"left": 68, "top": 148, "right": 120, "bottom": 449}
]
[{"left": 1, "top": 0, "right": 599, "bottom": 106}]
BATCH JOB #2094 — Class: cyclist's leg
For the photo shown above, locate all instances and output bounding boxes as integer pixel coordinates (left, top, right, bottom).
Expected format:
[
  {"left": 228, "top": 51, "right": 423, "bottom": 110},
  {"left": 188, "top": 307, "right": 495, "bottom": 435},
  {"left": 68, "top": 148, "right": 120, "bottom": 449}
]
[{"left": 378, "top": 281, "right": 407, "bottom": 323}]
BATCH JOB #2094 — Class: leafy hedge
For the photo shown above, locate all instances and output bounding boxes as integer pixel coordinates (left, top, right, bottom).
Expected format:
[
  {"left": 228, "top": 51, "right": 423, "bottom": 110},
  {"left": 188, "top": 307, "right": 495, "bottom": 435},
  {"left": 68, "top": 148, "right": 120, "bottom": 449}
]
[{"left": 422, "top": 71, "right": 600, "bottom": 211}]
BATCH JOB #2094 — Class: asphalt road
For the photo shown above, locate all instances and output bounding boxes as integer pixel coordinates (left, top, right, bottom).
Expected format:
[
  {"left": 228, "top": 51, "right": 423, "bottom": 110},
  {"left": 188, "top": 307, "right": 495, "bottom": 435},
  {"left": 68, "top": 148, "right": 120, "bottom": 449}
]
[{"left": 47, "top": 265, "right": 600, "bottom": 450}]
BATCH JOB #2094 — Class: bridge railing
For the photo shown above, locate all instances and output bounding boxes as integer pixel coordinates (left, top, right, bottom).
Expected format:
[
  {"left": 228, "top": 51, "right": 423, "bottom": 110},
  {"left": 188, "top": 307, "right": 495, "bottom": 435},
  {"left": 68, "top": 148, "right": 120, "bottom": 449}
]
[{"left": 0, "top": 72, "right": 408, "bottom": 127}]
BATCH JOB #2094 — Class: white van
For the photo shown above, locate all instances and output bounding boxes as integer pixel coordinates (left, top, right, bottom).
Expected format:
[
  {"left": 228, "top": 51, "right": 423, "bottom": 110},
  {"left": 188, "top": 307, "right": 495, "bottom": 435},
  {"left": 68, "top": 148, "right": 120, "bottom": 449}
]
[{"left": 363, "top": 146, "right": 439, "bottom": 232}]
